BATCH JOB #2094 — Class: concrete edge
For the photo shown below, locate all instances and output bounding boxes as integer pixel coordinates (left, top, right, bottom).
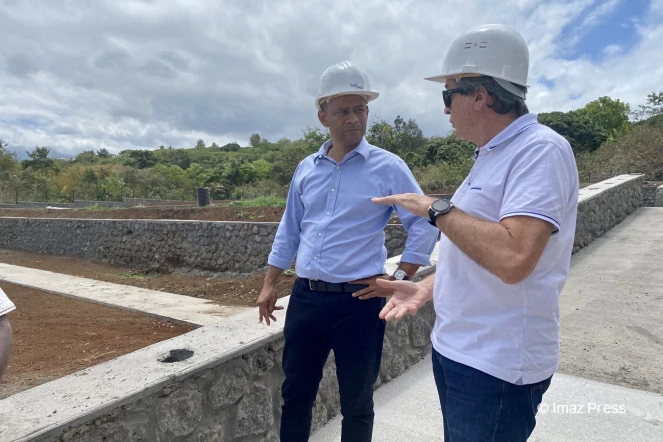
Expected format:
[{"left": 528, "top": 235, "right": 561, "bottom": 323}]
[{"left": 577, "top": 174, "right": 644, "bottom": 203}]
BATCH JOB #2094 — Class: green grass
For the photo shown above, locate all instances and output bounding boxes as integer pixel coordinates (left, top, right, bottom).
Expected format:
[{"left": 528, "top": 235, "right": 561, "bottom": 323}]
[{"left": 226, "top": 196, "right": 287, "bottom": 207}]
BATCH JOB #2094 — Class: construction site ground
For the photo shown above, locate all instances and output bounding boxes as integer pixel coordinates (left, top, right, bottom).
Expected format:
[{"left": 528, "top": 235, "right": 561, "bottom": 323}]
[
  {"left": 0, "top": 281, "right": 195, "bottom": 400},
  {"left": 0, "top": 205, "right": 403, "bottom": 223},
  {"left": 0, "top": 249, "right": 297, "bottom": 307}
]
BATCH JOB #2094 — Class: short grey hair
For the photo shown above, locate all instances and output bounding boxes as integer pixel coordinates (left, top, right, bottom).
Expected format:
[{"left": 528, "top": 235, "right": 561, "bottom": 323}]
[{"left": 457, "top": 76, "right": 529, "bottom": 117}]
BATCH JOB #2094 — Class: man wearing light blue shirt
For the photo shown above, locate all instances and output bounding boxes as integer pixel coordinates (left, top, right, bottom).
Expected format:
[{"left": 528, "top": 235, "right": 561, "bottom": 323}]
[{"left": 257, "top": 61, "right": 438, "bottom": 441}]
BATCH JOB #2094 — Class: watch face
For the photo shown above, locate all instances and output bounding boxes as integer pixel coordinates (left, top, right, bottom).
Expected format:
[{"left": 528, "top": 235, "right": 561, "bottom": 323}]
[
  {"left": 431, "top": 199, "right": 451, "bottom": 213},
  {"left": 394, "top": 269, "right": 406, "bottom": 280}
]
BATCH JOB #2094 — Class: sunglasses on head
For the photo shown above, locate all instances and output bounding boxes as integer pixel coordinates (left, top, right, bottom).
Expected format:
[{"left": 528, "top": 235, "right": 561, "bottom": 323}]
[{"left": 442, "top": 87, "right": 466, "bottom": 108}]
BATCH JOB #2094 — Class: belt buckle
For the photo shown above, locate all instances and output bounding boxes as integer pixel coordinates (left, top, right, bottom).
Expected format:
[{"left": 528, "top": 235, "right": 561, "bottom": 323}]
[{"left": 308, "top": 279, "right": 316, "bottom": 291}]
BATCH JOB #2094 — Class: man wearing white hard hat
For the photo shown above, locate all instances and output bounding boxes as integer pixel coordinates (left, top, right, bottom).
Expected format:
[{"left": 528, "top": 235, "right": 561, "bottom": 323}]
[
  {"left": 372, "top": 24, "right": 579, "bottom": 441},
  {"left": 257, "top": 61, "right": 438, "bottom": 441},
  {"left": 0, "top": 286, "right": 16, "bottom": 382}
]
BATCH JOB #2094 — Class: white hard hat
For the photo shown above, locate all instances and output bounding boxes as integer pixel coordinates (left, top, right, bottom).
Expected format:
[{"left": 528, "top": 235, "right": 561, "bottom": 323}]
[
  {"left": 315, "top": 61, "right": 380, "bottom": 110},
  {"left": 425, "top": 24, "right": 529, "bottom": 99}
]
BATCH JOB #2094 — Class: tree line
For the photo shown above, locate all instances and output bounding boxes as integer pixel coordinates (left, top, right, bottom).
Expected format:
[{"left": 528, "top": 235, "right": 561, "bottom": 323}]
[{"left": 0, "top": 91, "right": 662, "bottom": 204}]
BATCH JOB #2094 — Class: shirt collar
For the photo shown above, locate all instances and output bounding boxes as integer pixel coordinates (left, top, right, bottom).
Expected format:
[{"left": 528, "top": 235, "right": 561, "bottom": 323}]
[
  {"left": 483, "top": 113, "right": 539, "bottom": 153},
  {"left": 314, "top": 136, "right": 371, "bottom": 163}
]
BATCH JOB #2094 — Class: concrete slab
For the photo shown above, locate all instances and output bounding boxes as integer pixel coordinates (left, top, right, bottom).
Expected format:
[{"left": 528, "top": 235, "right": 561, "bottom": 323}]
[
  {"left": 559, "top": 208, "right": 663, "bottom": 394},
  {"left": 310, "top": 355, "right": 663, "bottom": 442},
  {"left": 0, "top": 263, "right": 249, "bottom": 326}
]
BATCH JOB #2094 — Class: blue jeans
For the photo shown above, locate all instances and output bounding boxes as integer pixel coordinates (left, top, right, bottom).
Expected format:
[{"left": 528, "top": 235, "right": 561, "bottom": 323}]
[
  {"left": 432, "top": 348, "right": 551, "bottom": 442},
  {"left": 280, "top": 278, "right": 386, "bottom": 442}
]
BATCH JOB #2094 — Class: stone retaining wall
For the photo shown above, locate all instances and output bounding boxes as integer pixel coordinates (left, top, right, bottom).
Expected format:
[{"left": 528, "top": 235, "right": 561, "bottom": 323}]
[
  {"left": 641, "top": 182, "right": 663, "bottom": 207},
  {"left": 0, "top": 219, "right": 408, "bottom": 273},
  {"left": 573, "top": 174, "right": 644, "bottom": 252}
]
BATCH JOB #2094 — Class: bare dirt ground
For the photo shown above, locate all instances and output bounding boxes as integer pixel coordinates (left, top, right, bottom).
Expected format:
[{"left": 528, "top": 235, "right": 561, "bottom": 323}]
[
  {"left": 0, "top": 205, "right": 288, "bottom": 222},
  {"left": 0, "top": 282, "right": 195, "bottom": 399},
  {"left": 0, "top": 204, "right": 403, "bottom": 223},
  {"left": 0, "top": 249, "right": 298, "bottom": 307}
]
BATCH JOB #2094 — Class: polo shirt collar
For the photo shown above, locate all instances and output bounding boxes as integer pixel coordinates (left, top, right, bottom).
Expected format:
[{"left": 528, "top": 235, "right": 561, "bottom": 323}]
[{"left": 483, "top": 113, "right": 539, "bottom": 152}]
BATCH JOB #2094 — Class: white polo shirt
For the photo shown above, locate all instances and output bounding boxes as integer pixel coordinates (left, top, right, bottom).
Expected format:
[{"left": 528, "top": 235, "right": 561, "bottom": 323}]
[
  {"left": 431, "top": 113, "right": 579, "bottom": 385},
  {"left": 0, "top": 287, "right": 16, "bottom": 317}
]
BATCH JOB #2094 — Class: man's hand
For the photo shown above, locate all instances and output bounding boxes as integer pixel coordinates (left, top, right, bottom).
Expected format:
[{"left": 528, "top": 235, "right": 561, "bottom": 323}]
[
  {"left": 257, "top": 284, "right": 284, "bottom": 326},
  {"left": 375, "top": 279, "right": 433, "bottom": 321},
  {"left": 350, "top": 274, "right": 395, "bottom": 300},
  {"left": 371, "top": 193, "right": 437, "bottom": 218}
]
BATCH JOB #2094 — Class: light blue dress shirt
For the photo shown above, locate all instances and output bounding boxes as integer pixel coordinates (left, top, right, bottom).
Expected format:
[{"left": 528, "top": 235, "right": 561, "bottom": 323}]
[{"left": 268, "top": 137, "right": 439, "bottom": 283}]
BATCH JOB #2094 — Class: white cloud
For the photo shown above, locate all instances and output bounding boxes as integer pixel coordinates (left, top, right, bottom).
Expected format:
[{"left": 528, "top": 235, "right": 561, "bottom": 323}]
[{"left": 0, "top": 0, "right": 660, "bottom": 156}]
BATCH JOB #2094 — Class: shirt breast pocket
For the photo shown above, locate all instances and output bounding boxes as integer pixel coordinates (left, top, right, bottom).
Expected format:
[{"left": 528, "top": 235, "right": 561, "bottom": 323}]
[{"left": 458, "top": 182, "right": 503, "bottom": 222}]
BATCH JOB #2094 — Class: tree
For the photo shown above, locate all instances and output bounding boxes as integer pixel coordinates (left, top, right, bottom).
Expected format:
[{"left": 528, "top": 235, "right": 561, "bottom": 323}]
[
  {"left": 0, "top": 140, "right": 19, "bottom": 182},
  {"left": 195, "top": 139, "right": 206, "bottom": 149},
  {"left": 302, "top": 127, "right": 328, "bottom": 151},
  {"left": 538, "top": 111, "right": 608, "bottom": 153},
  {"left": 366, "top": 119, "right": 397, "bottom": 152},
  {"left": 576, "top": 96, "right": 631, "bottom": 138},
  {"left": 394, "top": 116, "right": 425, "bottom": 154},
  {"left": 97, "top": 148, "right": 112, "bottom": 159},
  {"left": 422, "top": 135, "right": 476, "bottom": 166},
  {"left": 632, "top": 91, "right": 663, "bottom": 121},
  {"left": 75, "top": 150, "right": 97, "bottom": 164},
  {"left": 222, "top": 142, "right": 241, "bottom": 152},
  {"left": 23, "top": 146, "right": 56, "bottom": 171},
  {"left": 127, "top": 150, "right": 157, "bottom": 169},
  {"left": 249, "top": 133, "right": 262, "bottom": 147}
]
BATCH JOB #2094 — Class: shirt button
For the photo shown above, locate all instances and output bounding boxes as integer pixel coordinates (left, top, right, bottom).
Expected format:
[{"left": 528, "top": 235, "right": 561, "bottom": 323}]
[
  {"left": 336, "top": 166, "right": 340, "bottom": 170},
  {"left": 327, "top": 211, "right": 331, "bottom": 215},
  {"left": 318, "top": 233, "right": 322, "bottom": 236},
  {"left": 314, "top": 256, "right": 318, "bottom": 260},
  {"left": 331, "top": 188, "right": 335, "bottom": 192}
]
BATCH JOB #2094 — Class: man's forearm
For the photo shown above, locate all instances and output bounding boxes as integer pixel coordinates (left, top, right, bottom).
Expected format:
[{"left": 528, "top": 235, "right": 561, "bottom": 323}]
[
  {"left": 435, "top": 208, "right": 529, "bottom": 283},
  {"left": 416, "top": 273, "right": 436, "bottom": 303},
  {"left": 263, "top": 265, "right": 285, "bottom": 288},
  {"left": 0, "top": 316, "right": 12, "bottom": 381},
  {"left": 397, "top": 262, "right": 421, "bottom": 280}
]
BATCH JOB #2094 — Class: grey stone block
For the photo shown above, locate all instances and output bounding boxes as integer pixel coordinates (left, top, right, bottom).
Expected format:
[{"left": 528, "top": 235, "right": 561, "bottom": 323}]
[
  {"left": 156, "top": 385, "right": 203, "bottom": 441},
  {"left": 235, "top": 385, "right": 274, "bottom": 438}
]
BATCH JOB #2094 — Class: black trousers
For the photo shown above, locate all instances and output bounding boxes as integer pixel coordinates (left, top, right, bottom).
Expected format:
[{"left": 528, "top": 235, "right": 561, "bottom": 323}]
[{"left": 280, "top": 278, "right": 386, "bottom": 442}]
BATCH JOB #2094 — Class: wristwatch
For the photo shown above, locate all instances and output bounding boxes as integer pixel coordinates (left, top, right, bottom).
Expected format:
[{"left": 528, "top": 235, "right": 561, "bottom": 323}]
[
  {"left": 393, "top": 269, "right": 409, "bottom": 281},
  {"left": 428, "top": 199, "right": 453, "bottom": 226}
]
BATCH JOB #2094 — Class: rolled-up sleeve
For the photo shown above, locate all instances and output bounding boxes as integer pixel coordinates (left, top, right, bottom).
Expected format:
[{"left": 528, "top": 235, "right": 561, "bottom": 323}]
[
  {"left": 267, "top": 164, "right": 305, "bottom": 270},
  {"left": 0, "top": 288, "right": 16, "bottom": 316},
  {"left": 391, "top": 160, "right": 439, "bottom": 266}
]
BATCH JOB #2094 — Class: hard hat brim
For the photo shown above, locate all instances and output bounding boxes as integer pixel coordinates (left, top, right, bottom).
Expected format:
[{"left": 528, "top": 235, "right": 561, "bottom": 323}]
[
  {"left": 423, "top": 72, "right": 529, "bottom": 88},
  {"left": 315, "top": 91, "right": 380, "bottom": 110}
]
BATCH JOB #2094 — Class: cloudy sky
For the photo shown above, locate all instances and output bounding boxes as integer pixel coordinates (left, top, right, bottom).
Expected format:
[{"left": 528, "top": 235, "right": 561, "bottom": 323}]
[{"left": 1, "top": 0, "right": 661, "bottom": 158}]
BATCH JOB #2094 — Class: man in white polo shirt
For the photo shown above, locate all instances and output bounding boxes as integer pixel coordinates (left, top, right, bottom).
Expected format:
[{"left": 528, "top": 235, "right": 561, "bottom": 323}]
[
  {"left": 372, "top": 24, "right": 579, "bottom": 441},
  {"left": 0, "top": 286, "right": 16, "bottom": 381}
]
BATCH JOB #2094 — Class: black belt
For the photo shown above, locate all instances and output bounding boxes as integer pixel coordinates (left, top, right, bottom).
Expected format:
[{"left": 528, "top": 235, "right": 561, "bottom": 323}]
[{"left": 298, "top": 278, "right": 368, "bottom": 293}]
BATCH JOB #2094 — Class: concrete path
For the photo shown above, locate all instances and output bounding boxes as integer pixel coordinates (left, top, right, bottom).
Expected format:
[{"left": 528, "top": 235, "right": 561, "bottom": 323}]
[
  {"left": 311, "top": 355, "right": 663, "bottom": 442},
  {"left": 0, "top": 263, "right": 249, "bottom": 326},
  {"left": 313, "top": 208, "right": 663, "bottom": 441},
  {"left": 558, "top": 208, "right": 663, "bottom": 394}
]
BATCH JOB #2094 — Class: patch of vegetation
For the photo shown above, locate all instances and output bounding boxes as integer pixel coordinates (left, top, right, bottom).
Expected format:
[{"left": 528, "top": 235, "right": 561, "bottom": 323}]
[{"left": 227, "top": 196, "right": 286, "bottom": 207}]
